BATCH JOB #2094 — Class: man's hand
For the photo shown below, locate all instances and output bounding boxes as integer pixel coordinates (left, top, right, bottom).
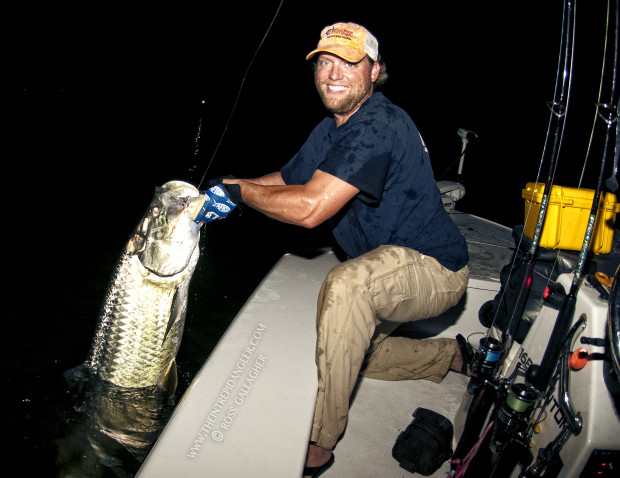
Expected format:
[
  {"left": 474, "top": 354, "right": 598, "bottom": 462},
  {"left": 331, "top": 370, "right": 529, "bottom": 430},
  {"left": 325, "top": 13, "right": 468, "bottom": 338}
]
[
  {"left": 192, "top": 183, "right": 239, "bottom": 223},
  {"left": 207, "top": 176, "right": 243, "bottom": 204}
]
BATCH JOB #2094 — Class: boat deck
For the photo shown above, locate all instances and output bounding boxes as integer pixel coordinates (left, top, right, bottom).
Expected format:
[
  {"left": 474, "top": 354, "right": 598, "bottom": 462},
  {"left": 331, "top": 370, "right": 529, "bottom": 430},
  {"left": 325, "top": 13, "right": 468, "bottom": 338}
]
[
  {"left": 137, "top": 212, "right": 516, "bottom": 478},
  {"left": 450, "top": 210, "right": 515, "bottom": 282},
  {"left": 327, "top": 212, "right": 514, "bottom": 477}
]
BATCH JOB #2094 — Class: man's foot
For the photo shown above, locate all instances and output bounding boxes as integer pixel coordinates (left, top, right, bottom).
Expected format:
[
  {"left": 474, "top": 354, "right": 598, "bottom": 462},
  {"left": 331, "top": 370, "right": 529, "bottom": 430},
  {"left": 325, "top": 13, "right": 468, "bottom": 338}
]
[
  {"left": 303, "top": 444, "right": 334, "bottom": 478},
  {"left": 450, "top": 343, "right": 470, "bottom": 376}
]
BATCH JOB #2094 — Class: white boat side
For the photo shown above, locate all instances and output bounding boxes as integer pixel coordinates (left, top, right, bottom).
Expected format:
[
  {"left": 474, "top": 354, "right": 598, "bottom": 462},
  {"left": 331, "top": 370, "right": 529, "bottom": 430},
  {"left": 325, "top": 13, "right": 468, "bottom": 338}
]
[
  {"left": 136, "top": 251, "right": 339, "bottom": 478},
  {"left": 137, "top": 210, "right": 620, "bottom": 477}
]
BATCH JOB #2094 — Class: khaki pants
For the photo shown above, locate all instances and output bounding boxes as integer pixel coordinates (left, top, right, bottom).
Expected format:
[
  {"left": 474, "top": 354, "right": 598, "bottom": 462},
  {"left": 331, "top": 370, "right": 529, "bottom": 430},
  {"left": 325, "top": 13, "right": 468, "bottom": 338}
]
[{"left": 311, "top": 245, "right": 469, "bottom": 449}]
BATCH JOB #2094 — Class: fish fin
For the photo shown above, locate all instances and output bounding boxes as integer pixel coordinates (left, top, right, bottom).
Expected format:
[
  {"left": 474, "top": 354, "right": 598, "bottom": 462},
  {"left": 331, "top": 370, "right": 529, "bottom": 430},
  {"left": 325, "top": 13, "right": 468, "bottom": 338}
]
[
  {"left": 162, "top": 288, "right": 182, "bottom": 344},
  {"left": 161, "top": 359, "right": 178, "bottom": 393}
]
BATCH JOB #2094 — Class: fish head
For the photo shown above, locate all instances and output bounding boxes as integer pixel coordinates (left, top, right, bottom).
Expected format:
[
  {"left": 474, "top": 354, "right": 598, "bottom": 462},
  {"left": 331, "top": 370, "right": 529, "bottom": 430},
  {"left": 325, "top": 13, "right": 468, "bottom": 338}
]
[{"left": 128, "top": 180, "right": 203, "bottom": 276}]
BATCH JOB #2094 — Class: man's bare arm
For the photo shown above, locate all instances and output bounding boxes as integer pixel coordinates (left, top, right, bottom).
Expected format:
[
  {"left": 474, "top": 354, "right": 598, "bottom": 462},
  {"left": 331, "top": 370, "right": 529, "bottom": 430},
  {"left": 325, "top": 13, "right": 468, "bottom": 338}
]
[
  {"left": 243, "top": 172, "right": 286, "bottom": 186},
  {"left": 224, "top": 170, "right": 358, "bottom": 228}
]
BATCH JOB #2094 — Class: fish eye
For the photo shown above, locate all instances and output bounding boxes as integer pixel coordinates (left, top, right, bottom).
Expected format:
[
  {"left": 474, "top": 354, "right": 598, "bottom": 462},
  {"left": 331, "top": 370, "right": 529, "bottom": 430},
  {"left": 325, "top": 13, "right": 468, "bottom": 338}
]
[{"left": 151, "top": 205, "right": 161, "bottom": 216}]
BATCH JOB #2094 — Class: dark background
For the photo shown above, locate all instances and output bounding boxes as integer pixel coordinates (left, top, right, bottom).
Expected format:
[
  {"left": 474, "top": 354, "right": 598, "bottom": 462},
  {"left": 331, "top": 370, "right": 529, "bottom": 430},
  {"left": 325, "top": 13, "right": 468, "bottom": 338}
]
[
  {"left": 7, "top": 1, "right": 611, "bottom": 224},
  {"left": 3, "top": 1, "right": 615, "bottom": 475}
]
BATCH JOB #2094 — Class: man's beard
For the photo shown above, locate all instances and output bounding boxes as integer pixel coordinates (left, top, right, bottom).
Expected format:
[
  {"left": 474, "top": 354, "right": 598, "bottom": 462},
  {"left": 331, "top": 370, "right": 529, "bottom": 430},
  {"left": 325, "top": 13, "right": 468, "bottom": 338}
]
[{"left": 315, "top": 77, "right": 373, "bottom": 116}]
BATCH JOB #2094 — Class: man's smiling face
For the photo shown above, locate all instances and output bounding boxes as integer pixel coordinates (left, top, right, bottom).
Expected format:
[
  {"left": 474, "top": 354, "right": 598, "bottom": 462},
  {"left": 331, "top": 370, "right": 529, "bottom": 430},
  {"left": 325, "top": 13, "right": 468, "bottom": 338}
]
[{"left": 314, "top": 53, "right": 379, "bottom": 125}]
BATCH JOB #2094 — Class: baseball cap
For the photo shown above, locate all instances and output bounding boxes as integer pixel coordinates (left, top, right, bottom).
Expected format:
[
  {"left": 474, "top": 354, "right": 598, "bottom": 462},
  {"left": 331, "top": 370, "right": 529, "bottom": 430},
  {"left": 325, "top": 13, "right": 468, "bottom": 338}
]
[{"left": 306, "top": 22, "right": 379, "bottom": 63}]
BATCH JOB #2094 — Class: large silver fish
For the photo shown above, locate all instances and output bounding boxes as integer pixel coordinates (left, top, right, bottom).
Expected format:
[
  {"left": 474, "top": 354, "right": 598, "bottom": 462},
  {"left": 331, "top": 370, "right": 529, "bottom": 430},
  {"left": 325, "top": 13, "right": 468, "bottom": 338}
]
[
  {"left": 57, "top": 181, "right": 204, "bottom": 477},
  {"left": 85, "top": 180, "right": 203, "bottom": 390}
]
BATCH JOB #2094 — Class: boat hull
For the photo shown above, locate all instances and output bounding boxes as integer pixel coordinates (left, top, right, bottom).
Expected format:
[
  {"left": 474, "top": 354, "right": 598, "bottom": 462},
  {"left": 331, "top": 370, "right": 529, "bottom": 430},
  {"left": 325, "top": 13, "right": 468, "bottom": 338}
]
[{"left": 500, "top": 273, "right": 620, "bottom": 477}]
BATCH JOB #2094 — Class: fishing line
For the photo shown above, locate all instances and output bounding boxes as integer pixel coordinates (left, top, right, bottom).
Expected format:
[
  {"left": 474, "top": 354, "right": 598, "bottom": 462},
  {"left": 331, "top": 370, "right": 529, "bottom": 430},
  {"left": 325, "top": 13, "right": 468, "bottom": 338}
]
[
  {"left": 536, "top": 0, "right": 618, "bottom": 294},
  {"left": 452, "top": 5, "right": 578, "bottom": 471},
  {"left": 607, "top": 95, "right": 620, "bottom": 191},
  {"left": 472, "top": 3, "right": 619, "bottom": 473},
  {"left": 533, "top": 0, "right": 618, "bottom": 393},
  {"left": 579, "top": 0, "right": 618, "bottom": 189},
  {"left": 196, "top": 0, "right": 285, "bottom": 189}
]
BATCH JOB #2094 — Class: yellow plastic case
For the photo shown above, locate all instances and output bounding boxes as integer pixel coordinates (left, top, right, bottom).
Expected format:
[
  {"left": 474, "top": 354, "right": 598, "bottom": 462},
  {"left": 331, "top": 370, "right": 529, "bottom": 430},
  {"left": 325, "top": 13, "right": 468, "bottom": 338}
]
[{"left": 522, "top": 182, "right": 619, "bottom": 254}]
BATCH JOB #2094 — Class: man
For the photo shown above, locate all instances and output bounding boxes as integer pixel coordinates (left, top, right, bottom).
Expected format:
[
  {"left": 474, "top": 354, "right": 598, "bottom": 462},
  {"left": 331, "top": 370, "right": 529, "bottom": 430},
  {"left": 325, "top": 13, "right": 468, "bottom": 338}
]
[{"left": 195, "top": 22, "right": 469, "bottom": 478}]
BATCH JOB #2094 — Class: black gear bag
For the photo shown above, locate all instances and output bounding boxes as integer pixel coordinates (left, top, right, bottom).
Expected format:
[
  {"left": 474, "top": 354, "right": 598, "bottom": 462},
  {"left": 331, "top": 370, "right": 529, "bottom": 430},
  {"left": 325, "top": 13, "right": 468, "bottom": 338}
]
[{"left": 392, "top": 407, "right": 454, "bottom": 475}]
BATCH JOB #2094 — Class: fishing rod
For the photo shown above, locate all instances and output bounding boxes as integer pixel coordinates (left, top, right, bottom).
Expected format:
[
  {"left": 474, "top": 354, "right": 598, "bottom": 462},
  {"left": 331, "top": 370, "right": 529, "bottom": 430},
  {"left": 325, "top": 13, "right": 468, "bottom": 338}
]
[
  {"left": 450, "top": 2, "right": 577, "bottom": 474},
  {"left": 470, "top": 1, "right": 619, "bottom": 476},
  {"left": 607, "top": 95, "right": 620, "bottom": 191},
  {"left": 532, "top": 0, "right": 618, "bottom": 394},
  {"left": 494, "top": 0, "right": 576, "bottom": 346}
]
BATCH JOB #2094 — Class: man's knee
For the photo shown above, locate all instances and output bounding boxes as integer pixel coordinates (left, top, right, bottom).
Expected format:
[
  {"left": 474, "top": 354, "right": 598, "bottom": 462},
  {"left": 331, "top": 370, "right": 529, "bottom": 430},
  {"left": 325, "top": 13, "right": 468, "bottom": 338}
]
[{"left": 322, "top": 260, "right": 368, "bottom": 296}]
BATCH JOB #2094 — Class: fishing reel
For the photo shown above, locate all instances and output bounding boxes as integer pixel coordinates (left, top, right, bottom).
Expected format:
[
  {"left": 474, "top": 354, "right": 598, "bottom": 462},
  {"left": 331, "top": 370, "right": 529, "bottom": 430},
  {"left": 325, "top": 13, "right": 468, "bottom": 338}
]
[
  {"left": 489, "top": 383, "right": 538, "bottom": 453},
  {"left": 458, "top": 335, "right": 506, "bottom": 394}
]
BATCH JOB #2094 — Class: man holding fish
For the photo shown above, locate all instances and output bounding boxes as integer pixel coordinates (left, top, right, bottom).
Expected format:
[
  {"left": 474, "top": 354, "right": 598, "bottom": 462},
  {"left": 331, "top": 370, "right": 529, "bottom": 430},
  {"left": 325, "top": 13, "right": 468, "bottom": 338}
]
[{"left": 194, "top": 21, "right": 469, "bottom": 478}]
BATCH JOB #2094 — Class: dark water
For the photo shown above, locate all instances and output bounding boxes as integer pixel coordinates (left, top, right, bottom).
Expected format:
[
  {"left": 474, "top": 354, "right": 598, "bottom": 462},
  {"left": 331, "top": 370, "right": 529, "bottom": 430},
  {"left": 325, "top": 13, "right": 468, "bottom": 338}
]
[
  {"left": 4, "top": 1, "right": 613, "bottom": 475},
  {"left": 4, "top": 90, "right": 333, "bottom": 474}
]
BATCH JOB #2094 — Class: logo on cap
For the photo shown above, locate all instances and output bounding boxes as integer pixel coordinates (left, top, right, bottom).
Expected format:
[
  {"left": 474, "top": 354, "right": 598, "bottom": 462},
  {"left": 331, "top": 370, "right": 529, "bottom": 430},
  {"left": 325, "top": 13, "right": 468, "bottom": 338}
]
[
  {"left": 324, "top": 26, "right": 355, "bottom": 40},
  {"left": 306, "top": 22, "right": 379, "bottom": 63}
]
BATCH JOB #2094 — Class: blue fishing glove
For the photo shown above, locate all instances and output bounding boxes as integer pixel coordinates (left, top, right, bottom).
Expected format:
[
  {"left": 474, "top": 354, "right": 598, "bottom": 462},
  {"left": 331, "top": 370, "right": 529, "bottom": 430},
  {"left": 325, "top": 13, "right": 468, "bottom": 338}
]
[
  {"left": 192, "top": 180, "right": 241, "bottom": 224},
  {"left": 206, "top": 176, "right": 243, "bottom": 204}
]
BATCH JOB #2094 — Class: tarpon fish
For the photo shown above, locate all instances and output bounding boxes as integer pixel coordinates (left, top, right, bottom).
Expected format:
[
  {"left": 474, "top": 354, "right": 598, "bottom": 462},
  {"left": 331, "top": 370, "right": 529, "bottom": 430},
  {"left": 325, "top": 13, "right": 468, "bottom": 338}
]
[
  {"left": 85, "top": 180, "right": 203, "bottom": 391},
  {"left": 57, "top": 181, "right": 204, "bottom": 476}
]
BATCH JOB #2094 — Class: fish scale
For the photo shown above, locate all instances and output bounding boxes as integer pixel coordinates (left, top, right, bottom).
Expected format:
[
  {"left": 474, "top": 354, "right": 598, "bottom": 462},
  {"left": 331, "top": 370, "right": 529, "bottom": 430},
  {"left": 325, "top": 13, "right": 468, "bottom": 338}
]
[
  {"left": 90, "top": 251, "right": 190, "bottom": 388},
  {"left": 85, "top": 180, "right": 203, "bottom": 390},
  {"left": 57, "top": 180, "right": 204, "bottom": 473}
]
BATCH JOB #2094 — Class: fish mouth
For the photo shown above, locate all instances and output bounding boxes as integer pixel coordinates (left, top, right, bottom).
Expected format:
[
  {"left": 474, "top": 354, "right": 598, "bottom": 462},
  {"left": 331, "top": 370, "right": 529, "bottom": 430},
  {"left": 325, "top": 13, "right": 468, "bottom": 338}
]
[
  {"left": 136, "top": 181, "right": 203, "bottom": 277},
  {"left": 160, "top": 180, "right": 201, "bottom": 198}
]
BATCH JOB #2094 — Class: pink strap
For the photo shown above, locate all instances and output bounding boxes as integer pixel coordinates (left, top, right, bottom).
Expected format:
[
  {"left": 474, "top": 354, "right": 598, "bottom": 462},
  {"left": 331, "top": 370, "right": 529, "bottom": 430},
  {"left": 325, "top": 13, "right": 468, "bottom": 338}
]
[{"left": 449, "top": 421, "right": 494, "bottom": 478}]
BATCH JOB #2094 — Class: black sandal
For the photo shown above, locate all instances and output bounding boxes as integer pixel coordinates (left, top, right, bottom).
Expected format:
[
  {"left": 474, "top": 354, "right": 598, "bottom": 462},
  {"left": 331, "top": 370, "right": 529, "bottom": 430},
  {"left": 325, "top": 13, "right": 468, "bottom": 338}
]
[
  {"left": 303, "top": 453, "right": 334, "bottom": 477},
  {"left": 456, "top": 334, "right": 474, "bottom": 375}
]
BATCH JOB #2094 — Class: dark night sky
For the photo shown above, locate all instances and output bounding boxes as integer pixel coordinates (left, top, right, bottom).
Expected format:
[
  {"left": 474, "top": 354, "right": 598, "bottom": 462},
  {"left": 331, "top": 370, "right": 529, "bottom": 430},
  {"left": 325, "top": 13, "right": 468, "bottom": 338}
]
[
  {"left": 2, "top": 3, "right": 616, "bottom": 475},
  {"left": 6, "top": 1, "right": 612, "bottom": 229}
]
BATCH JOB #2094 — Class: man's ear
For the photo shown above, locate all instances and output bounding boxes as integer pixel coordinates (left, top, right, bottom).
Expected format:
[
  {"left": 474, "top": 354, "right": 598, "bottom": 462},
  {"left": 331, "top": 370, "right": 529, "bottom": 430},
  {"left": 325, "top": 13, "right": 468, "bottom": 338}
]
[{"left": 370, "top": 60, "right": 381, "bottom": 83}]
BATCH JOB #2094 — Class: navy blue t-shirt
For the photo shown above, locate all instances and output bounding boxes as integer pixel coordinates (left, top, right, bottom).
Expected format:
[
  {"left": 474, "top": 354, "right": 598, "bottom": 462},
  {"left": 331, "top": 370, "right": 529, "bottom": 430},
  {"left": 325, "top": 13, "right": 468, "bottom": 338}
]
[{"left": 281, "top": 92, "right": 468, "bottom": 272}]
